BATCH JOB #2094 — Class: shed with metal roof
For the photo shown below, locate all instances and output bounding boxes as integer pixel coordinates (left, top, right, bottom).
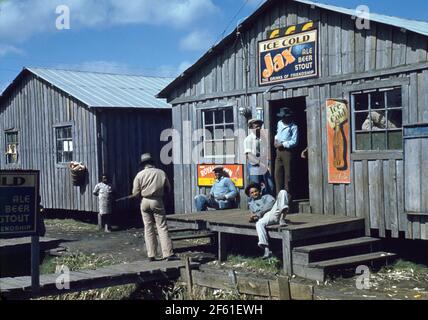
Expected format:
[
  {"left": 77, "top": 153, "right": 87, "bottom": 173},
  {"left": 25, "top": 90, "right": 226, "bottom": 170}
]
[{"left": 0, "top": 68, "right": 174, "bottom": 219}]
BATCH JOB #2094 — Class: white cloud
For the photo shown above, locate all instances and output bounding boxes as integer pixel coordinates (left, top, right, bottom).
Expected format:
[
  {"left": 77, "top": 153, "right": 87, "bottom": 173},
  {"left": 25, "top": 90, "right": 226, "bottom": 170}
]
[
  {"left": 180, "top": 29, "right": 215, "bottom": 51},
  {"left": 0, "top": 44, "right": 23, "bottom": 57},
  {"left": 0, "top": 0, "right": 220, "bottom": 42}
]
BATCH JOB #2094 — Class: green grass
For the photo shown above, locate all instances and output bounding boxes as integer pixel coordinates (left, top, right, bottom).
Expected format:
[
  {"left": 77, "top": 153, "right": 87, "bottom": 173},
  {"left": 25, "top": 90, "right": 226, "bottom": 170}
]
[
  {"left": 385, "top": 259, "right": 428, "bottom": 274},
  {"left": 40, "top": 252, "right": 117, "bottom": 274},
  {"left": 226, "top": 254, "right": 282, "bottom": 274},
  {"left": 44, "top": 219, "right": 99, "bottom": 233}
]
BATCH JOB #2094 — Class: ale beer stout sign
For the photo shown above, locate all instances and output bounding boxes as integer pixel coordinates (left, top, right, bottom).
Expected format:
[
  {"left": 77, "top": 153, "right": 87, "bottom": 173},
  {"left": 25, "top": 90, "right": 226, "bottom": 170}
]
[
  {"left": 0, "top": 170, "right": 39, "bottom": 236},
  {"left": 326, "top": 99, "right": 351, "bottom": 184},
  {"left": 258, "top": 21, "right": 319, "bottom": 86}
]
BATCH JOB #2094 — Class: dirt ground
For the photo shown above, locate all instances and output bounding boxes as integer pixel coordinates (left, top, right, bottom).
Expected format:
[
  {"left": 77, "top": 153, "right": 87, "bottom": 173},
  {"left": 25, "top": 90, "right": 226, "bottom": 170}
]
[{"left": 44, "top": 218, "right": 428, "bottom": 300}]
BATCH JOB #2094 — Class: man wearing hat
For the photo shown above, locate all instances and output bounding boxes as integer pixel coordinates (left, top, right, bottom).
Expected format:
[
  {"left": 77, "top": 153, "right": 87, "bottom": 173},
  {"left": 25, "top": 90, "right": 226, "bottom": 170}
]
[
  {"left": 194, "top": 165, "right": 238, "bottom": 211},
  {"left": 244, "top": 118, "right": 274, "bottom": 195},
  {"left": 130, "top": 153, "right": 177, "bottom": 261},
  {"left": 274, "top": 107, "right": 298, "bottom": 200}
]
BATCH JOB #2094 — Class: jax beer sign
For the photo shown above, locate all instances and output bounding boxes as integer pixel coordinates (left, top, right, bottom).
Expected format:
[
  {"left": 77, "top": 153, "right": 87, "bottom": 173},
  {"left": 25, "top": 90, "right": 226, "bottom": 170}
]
[
  {"left": 0, "top": 170, "right": 39, "bottom": 236},
  {"left": 258, "top": 21, "right": 318, "bottom": 86}
]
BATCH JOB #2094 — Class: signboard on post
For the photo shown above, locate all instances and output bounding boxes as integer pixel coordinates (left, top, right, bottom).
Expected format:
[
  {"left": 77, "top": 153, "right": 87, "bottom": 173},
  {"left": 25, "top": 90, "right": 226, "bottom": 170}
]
[
  {"left": 326, "top": 99, "right": 351, "bottom": 184},
  {"left": 197, "top": 164, "right": 244, "bottom": 188},
  {"left": 0, "top": 170, "right": 39, "bottom": 237},
  {"left": 258, "top": 21, "right": 319, "bottom": 86}
]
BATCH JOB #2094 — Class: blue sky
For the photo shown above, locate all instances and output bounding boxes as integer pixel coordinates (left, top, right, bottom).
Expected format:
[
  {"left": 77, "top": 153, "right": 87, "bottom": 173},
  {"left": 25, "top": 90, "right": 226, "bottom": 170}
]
[{"left": 1, "top": 0, "right": 428, "bottom": 92}]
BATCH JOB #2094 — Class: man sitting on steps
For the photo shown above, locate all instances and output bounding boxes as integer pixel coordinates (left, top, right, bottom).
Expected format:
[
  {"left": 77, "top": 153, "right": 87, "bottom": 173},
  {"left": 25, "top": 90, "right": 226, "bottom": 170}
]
[{"left": 246, "top": 182, "right": 289, "bottom": 259}]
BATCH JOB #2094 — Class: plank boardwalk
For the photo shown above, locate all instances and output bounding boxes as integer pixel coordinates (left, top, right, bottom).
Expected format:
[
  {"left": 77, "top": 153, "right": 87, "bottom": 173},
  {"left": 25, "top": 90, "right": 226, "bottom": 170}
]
[
  {"left": 0, "top": 259, "right": 199, "bottom": 299},
  {"left": 0, "top": 237, "right": 63, "bottom": 253}
]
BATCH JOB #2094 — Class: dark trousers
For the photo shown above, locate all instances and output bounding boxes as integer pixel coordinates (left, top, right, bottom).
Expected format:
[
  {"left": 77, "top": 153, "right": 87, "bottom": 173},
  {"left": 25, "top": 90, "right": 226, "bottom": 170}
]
[{"left": 274, "top": 149, "right": 292, "bottom": 196}]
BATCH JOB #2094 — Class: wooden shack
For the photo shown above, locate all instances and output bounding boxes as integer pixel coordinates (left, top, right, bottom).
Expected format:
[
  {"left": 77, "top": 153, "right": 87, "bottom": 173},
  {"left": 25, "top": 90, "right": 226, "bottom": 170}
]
[
  {"left": 158, "top": 0, "right": 428, "bottom": 240},
  {"left": 0, "top": 67, "right": 173, "bottom": 215}
]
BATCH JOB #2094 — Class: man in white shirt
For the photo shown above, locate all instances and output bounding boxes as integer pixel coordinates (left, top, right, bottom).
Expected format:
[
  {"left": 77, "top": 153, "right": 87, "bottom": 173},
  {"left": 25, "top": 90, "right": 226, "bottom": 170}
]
[
  {"left": 274, "top": 107, "right": 298, "bottom": 200},
  {"left": 244, "top": 118, "right": 274, "bottom": 195}
]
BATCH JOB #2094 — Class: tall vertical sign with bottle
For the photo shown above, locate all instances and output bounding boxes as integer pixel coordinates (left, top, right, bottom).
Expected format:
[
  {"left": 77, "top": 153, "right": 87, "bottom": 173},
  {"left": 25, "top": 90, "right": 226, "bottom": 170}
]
[{"left": 326, "top": 99, "right": 351, "bottom": 184}]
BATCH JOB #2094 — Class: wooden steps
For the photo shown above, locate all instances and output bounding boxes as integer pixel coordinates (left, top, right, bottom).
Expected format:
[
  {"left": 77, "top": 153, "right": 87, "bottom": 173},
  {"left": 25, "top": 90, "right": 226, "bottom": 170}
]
[
  {"left": 292, "top": 236, "right": 397, "bottom": 282},
  {"left": 293, "top": 237, "right": 381, "bottom": 265}
]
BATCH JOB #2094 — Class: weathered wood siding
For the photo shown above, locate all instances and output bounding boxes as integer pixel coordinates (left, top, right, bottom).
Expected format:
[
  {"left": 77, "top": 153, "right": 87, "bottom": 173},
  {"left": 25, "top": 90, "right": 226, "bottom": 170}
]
[
  {"left": 166, "top": 0, "right": 428, "bottom": 239},
  {"left": 169, "top": 0, "right": 428, "bottom": 101},
  {"left": 97, "top": 109, "right": 174, "bottom": 214},
  {"left": 0, "top": 74, "right": 99, "bottom": 212}
]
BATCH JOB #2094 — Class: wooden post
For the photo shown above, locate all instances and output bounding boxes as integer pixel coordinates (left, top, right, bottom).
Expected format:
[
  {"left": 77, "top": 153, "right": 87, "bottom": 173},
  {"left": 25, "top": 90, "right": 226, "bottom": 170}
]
[
  {"left": 31, "top": 235, "right": 40, "bottom": 294},
  {"left": 218, "top": 232, "right": 228, "bottom": 262},
  {"left": 277, "top": 276, "right": 291, "bottom": 300},
  {"left": 282, "top": 230, "right": 292, "bottom": 275},
  {"left": 184, "top": 256, "right": 194, "bottom": 298}
]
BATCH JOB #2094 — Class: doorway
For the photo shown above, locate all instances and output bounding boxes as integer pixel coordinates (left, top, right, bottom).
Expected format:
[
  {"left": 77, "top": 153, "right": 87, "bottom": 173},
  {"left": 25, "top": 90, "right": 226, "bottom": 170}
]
[{"left": 268, "top": 97, "right": 309, "bottom": 201}]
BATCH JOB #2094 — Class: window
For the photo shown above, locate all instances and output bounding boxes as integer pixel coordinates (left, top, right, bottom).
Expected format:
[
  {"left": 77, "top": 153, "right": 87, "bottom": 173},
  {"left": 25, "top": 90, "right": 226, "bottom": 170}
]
[
  {"left": 5, "top": 131, "right": 19, "bottom": 164},
  {"left": 202, "top": 108, "right": 235, "bottom": 157},
  {"left": 55, "top": 126, "right": 73, "bottom": 163},
  {"left": 352, "top": 87, "right": 403, "bottom": 151}
]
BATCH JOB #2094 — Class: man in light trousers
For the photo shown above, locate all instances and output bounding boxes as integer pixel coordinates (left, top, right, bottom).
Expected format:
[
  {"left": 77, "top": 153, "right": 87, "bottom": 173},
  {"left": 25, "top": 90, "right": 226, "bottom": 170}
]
[
  {"left": 255, "top": 189, "right": 289, "bottom": 259},
  {"left": 131, "top": 153, "right": 177, "bottom": 262}
]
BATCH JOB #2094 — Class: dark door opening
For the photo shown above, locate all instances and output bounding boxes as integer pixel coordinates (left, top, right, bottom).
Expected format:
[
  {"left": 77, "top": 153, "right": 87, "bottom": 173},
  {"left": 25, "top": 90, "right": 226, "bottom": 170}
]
[{"left": 268, "top": 97, "right": 309, "bottom": 200}]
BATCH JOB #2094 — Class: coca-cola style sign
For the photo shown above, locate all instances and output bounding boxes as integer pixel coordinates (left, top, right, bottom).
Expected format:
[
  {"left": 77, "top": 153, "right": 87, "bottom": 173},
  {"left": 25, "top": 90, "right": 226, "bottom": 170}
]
[{"left": 326, "top": 99, "right": 351, "bottom": 184}]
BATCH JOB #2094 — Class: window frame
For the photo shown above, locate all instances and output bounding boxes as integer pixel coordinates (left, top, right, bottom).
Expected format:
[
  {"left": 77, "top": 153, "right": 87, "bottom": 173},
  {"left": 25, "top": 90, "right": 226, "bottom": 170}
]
[
  {"left": 4, "top": 130, "right": 20, "bottom": 166},
  {"left": 54, "top": 123, "right": 74, "bottom": 166},
  {"left": 351, "top": 87, "right": 403, "bottom": 152},
  {"left": 343, "top": 78, "right": 409, "bottom": 159},
  {"left": 201, "top": 106, "right": 236, "bottom": 159}
]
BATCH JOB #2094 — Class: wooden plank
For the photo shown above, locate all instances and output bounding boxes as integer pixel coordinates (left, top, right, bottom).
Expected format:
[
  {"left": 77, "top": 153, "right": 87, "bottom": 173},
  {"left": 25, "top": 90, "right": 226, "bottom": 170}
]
[
  {"left": 421, "top": 139, "right": 428, "bottom": 213},
  {"left": 307, "top": 86, "right": 323, "bottom": 213},
  {"left": 396, "top": 160, "right": 406, "bottom": 234},
  {"left": 418, "top": 70, "right": 428, "bottom": 123},
  {"left": 368, "top": 161, "right": 379, "bottom": 231},
  {"left": 354, "top": 161, "right": 365, "bottom": 220},
  {"left": 282, "top": 230, "right": 292, "bottom": 275},
  {"left": 328, "top": 13, "right": 342, "bottom": 76},
  {"left": 383, "top": 160, "right": 392, "bottom": 233},
  {"left": 277, "top": 276, "right": 291, "bottom": 300},
  {"left": 409, "top": 73, "right": 419, "bottom": 124},
  {"left": 341, "top": 15, "right": 355, "bottom": 75},
  {"left": 365, "top": 22, "right": 377, "bottom": 71},
  {"left": 376, "top": 25, "right": 392, "bottom": 70},
  {"left": 354, "top": 29, "right": 366, "bottom": 74},
  {"left": 351, "top": 151, "right": 403, "bottom": 161},
  {"left": 321, "top": 84, "right": 334, "bottom": 215},
  {"left": 172, "top": 106, "right": 184, "bottom": 214},
  {"left": 218, "top": 232, "right": 228, "bottom": 262},
  {"left": 392, "top": 29, "right": 407, "bottom": 67},
  {"left": 404, "top": 139, "right": 421, "bottom": 213},
  {"left": 412, "top": 215, "right": 421, "bottom": 240},
  {"left": 388, "top": 160, "right": 399, "bottom": 238},
  {"left": 320, "top": 11, "right": 329, "bottom": 78}
]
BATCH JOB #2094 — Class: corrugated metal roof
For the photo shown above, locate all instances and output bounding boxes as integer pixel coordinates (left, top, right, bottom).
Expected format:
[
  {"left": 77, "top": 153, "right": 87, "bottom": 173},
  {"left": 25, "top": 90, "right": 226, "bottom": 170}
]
[
  {"left": 297, "top": 0, "right": 428, "bottom": 37},
  {"left": 27, "top": 67, "right": 173, "bottom": 109},
  {"left": 158, "top": 0, "right": 428, "bottom": 98}
]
